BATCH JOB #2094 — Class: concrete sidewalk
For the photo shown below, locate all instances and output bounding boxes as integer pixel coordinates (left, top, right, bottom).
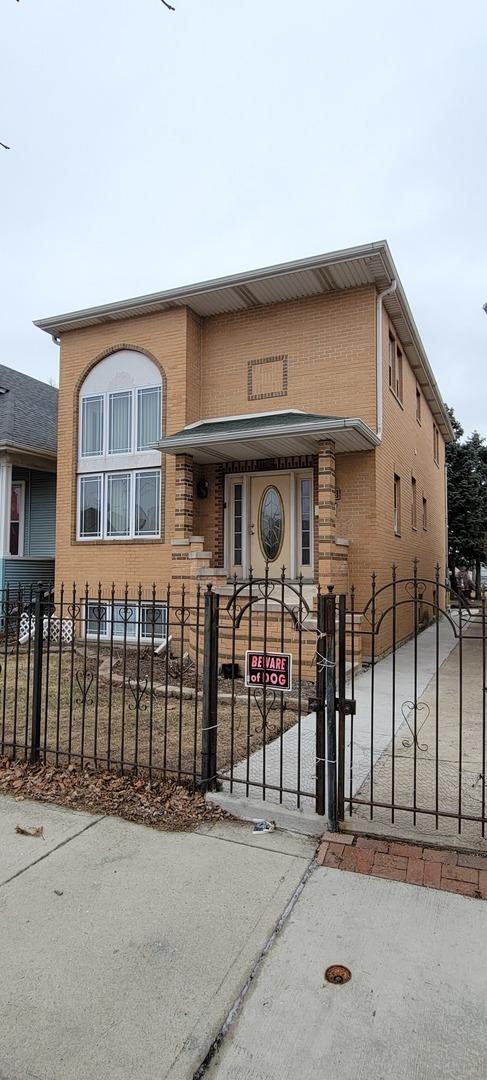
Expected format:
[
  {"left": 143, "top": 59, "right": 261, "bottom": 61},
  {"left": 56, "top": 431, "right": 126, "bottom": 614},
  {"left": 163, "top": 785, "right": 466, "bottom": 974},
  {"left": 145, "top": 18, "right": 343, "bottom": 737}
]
[
  {"left": 0, "top": 795, "right": 314, "bottom": 1080},
  {"left": 3, "top": 793, "right": 487, "bottom": 1080},
  {"left": 208, "top": 866, "right": 487, "bottom": 1079},
  {"left": 221, "top": 614, "right": 458, "bottom": 814}
]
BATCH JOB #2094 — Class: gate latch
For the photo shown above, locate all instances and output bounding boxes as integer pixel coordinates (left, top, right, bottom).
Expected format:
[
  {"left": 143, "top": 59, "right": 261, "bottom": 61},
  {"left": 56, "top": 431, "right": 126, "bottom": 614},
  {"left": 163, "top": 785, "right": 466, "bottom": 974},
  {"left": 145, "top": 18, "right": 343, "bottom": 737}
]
[{"left": 335, "top": 697, "right": 356, "bottom": 716}]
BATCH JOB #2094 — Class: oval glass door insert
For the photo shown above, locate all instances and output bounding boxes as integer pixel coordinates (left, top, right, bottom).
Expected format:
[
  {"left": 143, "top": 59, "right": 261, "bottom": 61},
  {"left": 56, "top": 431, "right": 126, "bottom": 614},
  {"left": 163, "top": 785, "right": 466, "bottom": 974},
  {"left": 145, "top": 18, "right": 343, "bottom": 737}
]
[{"left": 258, "top": 486, "right": 284, "bottom": 562}]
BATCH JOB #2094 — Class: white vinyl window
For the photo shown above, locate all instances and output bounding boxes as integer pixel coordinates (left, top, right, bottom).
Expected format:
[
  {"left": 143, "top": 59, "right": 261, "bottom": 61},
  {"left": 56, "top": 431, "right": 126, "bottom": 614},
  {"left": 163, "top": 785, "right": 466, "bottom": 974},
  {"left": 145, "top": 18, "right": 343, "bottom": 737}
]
[
  {"left": 106, "top": 473, "right": 131, "bottom": 537},
  {"left": 80, "top": 385, "right": 161, "bottom": 458},
  {"left": 135, "top": 471, "right": 160, "bottom": 537},
  {"left": 137, "top": 387, "right": 162, "bottom": 451},
  {"left": 81, "top": 396, "right": 103, "bottom": 457},
  {"left": 108, "top": 391, "right": 132, "bottom": 455},
  {"left": 85, "top": 601, "right": 167, "bottom": 642},
  {"left": 79, "top": 475, "right": 102, "bottom": 538},
  {"left": 79, "top": 471, "right": 161, "bottom": 540},
  {"left": 78, "top": 352, "right": 163, "bottom": 541}
]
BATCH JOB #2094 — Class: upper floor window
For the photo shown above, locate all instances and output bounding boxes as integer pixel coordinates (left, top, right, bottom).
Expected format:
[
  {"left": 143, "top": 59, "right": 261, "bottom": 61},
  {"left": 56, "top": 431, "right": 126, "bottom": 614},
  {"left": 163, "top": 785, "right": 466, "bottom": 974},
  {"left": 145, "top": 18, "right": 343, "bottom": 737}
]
[
  {"left": 416, "top": 386, "right": 421, "bottom": 423},
  {"left": 81, "top": 385, "right": 161, "bottom": 458},
  {"left": 77, "top": 351, "right": 163, "bottom": 541},
  {"left": 388, "top": 335, "right": 403, "bottom": 403},
  {"left": 433, "top": 422, "right": 440, "bottom": 464}
]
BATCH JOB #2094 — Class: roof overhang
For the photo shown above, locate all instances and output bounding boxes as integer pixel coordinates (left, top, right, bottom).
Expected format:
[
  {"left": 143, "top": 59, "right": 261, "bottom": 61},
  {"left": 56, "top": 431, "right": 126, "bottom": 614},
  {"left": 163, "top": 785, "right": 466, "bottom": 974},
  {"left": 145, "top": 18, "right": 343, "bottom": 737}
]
[
  {"left": 34, "top": 239, "right": 453, "bottom": 442},
  {"left": 157, "top": 415, "right": 379, "bottom": 465}
]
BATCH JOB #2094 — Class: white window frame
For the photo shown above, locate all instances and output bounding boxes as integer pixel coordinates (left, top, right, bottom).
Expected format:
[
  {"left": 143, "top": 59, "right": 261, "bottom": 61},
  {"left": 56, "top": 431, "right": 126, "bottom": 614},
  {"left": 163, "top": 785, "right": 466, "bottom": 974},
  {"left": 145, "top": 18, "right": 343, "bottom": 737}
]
[
  {"left": 297, "top": 472, "right": 313, "bottom": 571},
  {"left": 78, "top": 470, "right": 161, "bottom": 541},
  {"left": 78, "top": 474, "right": 102, "bottom": 540},
  {"left": 81, "top": 395, "right": 104, "bottom": 458},
  {"left": 9, "top": 480, "right": 25, "bottom": 557},
  {"left": 79, "top": 384, "right": 162, "bottom": 460},
  {"left": 85, "top": 600, "right": 167, "bottom": 643}
]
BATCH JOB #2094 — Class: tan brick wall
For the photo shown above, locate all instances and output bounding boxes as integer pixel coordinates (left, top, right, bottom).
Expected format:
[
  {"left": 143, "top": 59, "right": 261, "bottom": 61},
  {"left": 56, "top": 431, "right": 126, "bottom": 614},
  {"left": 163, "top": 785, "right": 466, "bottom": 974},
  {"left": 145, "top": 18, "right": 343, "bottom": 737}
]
[
  {"left": 200, "top": 287, "right": 377, "bottom": 426},
  {"left": 374, "top": 310, "right": 447, "bottom": 583}
]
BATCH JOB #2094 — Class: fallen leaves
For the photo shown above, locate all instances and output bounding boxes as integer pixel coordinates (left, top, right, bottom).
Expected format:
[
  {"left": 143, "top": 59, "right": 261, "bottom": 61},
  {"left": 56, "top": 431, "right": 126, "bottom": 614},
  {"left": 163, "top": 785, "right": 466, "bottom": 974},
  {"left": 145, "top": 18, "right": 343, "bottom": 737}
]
[
  {"left": 15, "top": 824, "right": 44, "bottom": 838},
  {"left": 1, "top": 757, "right": 227, "bottom": 832}
]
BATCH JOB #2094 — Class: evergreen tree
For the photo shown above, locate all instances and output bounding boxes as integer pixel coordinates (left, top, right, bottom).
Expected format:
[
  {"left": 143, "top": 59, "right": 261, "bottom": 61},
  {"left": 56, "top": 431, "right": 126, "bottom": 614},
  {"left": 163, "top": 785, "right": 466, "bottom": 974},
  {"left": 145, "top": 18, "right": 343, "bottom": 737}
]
[{"left": 446, "top": 407, "right": 487, "bottom": 581}]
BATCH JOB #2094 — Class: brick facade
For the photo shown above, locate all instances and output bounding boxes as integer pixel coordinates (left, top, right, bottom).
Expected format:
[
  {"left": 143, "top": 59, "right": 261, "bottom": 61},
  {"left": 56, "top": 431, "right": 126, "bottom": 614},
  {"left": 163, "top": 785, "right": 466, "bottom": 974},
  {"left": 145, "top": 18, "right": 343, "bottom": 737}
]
[{"left": 53, "top": 282, "right": 448, "bottom": 637}]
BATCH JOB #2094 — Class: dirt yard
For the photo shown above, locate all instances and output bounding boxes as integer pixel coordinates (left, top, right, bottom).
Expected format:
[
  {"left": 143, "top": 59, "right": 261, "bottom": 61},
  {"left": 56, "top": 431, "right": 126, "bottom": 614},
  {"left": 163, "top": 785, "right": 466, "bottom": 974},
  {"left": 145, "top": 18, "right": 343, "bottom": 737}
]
[{"left": 0, "top": 649, "right": 299, "bottom": 780}]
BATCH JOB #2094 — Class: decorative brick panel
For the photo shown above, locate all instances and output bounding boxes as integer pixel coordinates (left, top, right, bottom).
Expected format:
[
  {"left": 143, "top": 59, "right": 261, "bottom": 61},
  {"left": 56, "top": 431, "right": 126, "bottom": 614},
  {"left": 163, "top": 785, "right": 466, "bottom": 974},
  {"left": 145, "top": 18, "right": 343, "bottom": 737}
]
[{"left": 247, "top": 355, "right": 288, "bottom": 401}]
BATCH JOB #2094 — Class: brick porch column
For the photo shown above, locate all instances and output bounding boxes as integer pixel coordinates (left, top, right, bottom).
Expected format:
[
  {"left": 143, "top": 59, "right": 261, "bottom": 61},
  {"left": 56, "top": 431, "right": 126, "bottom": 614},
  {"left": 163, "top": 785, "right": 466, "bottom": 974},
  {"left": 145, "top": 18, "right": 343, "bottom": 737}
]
[
  {"left": 174, "top": 454, "right": 194, "bottom": 538},
  {"left": 317, "top": 439, "right": 336, "bottom": 587}
]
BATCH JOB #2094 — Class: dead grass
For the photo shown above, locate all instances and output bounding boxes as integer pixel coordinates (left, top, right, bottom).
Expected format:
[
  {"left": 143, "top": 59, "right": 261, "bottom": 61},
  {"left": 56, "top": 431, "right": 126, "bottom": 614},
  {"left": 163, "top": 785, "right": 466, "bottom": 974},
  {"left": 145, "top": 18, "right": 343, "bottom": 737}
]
[{"left": 0, "top": 650, "right": 298, "bottom": 779}]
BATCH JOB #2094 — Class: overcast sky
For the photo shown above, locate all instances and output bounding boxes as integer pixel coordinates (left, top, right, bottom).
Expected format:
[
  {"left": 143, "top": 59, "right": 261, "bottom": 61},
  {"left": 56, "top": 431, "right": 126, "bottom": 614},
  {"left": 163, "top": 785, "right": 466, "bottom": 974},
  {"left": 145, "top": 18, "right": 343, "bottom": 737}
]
[{"left": 1, "top": 0, "right": 486, "bottom": 436}]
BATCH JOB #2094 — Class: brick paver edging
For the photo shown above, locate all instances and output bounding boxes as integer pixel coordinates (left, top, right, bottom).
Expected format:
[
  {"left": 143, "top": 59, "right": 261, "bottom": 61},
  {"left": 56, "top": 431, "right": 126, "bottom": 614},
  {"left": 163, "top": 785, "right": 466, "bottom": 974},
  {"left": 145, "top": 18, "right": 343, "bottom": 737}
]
[{"left": 316, "top": 834, "right": 487, "bottom": 899}]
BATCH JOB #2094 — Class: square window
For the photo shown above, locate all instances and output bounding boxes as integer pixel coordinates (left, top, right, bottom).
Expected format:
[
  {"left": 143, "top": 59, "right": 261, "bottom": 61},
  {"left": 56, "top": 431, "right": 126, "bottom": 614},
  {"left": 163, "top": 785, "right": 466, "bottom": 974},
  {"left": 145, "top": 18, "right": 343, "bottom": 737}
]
[
  {"left": 140, "top": 603, "right": 167, "bottom": 641},
  {"left": 86, "top": 602, "right": 108, "bottom": 637},
  {"left": 79, "top": 475, "right": 102, "bottom": 538},
  {"left": 112, "top": 602, "right": 137, "bottom": 638}
]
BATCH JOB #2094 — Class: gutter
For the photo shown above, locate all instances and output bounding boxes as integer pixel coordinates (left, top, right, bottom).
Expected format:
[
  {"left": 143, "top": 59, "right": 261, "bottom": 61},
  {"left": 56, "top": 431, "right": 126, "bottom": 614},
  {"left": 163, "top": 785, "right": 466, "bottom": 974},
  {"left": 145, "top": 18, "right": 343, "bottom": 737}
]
[
  {"left": 157, "top": 417, "right": 380, "bottom": 453},
  {"left": 375, "top": 279, "right": 397, "bottom": 440}
]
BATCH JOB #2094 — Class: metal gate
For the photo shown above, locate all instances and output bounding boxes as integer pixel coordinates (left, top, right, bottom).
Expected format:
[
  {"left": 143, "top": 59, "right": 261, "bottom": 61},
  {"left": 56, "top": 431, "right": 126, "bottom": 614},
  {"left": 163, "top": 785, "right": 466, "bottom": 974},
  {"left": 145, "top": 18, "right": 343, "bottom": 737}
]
[
  {"left": 200, "top": 571, "right": 330, "bottom": 815},
  {"left": 332, "top": 565, "right": 487, "bottom": 842}
]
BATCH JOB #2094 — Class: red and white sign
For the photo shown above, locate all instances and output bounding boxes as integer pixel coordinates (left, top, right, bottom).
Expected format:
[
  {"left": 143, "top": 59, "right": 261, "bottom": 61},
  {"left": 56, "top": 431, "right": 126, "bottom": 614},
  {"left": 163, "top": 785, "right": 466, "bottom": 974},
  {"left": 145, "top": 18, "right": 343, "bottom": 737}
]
[{"left": 244, "top": 650, "right": 292, "bottom": 691}]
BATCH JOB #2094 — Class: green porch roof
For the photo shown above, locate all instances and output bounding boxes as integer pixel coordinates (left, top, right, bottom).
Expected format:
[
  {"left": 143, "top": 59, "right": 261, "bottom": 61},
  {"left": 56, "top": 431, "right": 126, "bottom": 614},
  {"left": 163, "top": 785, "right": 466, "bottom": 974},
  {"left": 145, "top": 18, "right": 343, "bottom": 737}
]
[{"left": 157, "top": 410, "right": 379, "bottom": 464}]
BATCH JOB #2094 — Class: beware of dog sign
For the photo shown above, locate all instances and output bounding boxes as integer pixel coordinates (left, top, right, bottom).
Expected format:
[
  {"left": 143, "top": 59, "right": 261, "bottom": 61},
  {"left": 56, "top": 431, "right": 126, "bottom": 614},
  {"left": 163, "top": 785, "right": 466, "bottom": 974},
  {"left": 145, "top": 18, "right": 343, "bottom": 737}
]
[{"left": 244, "top": 650, "right": 292, "bottom": 692}]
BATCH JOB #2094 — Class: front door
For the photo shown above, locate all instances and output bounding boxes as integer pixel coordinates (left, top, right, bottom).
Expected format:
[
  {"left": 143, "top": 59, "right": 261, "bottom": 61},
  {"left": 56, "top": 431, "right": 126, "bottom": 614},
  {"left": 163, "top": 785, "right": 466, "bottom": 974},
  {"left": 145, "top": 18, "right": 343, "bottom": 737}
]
[{"left": 249, "top": 474, "right": 291, "bottom": 577}]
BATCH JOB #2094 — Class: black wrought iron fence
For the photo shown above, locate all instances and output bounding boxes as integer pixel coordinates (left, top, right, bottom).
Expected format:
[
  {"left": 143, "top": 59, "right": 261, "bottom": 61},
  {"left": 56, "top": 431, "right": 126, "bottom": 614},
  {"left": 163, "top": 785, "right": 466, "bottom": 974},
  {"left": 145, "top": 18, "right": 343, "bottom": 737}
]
[{"left": 0, "top": 582, "right": 205, "bottom": 784}]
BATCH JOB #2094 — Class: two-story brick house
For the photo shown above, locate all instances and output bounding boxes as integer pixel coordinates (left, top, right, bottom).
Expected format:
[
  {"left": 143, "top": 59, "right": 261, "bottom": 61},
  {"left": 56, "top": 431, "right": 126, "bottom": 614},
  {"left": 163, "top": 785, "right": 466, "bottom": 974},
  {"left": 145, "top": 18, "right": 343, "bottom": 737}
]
[{"left": 35, "top": 241, "right": 452, "bottom": 641}]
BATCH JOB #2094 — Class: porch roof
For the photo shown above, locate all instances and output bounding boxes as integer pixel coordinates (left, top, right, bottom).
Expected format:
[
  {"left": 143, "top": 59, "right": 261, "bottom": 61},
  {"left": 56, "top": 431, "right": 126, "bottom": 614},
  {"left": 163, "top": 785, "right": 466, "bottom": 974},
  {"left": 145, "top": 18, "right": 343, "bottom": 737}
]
[{"left": 157, "top": 410, "right": 379, "bottom": 464}]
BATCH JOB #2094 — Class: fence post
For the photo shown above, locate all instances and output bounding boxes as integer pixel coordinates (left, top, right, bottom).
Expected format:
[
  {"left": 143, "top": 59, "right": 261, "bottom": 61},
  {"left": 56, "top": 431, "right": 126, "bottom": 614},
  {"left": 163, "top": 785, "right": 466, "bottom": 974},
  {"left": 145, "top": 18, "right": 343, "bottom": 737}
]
[
  {"left": 30, "top": 582, "right": 45, "bottom": 764},
  {"left": 324, "top": 586, "right": 338, "bottom": 831},
  {"left": 337, "top": 593, "right": 346, "bottom": 822},
  {"left": 200, "top": 585, "right": 219, "bottom": 791},
  {"left": 315, "top": 591, "right": 327, "bottom": 816}
]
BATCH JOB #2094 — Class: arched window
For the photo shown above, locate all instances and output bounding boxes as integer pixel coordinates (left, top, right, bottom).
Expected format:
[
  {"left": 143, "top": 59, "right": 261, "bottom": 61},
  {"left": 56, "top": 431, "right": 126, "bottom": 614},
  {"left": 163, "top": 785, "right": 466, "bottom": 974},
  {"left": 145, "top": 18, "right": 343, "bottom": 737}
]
[{"left": 77, "top": 351, "right": 163, "bottom": 540}]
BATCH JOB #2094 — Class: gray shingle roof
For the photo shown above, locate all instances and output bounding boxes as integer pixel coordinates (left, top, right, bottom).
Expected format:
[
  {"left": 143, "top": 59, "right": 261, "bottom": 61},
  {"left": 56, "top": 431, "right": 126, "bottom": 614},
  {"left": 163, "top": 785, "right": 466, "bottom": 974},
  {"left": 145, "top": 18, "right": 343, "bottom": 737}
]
[
  {"left": 176, "top": 411, "right": 340, "bottom": 439},
  {"left": 0, "top": 365, "right": 58, "bottom": 456}
]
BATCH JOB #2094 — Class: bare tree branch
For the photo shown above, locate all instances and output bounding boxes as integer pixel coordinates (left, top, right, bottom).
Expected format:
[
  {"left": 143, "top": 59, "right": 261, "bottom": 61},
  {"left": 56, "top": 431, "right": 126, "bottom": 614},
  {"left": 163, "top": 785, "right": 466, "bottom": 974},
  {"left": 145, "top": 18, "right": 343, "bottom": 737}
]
[
  {"left": 0, "top": 142, "right": 10, "bottom": 151},
  {"left": 161, "top": 0, "right": 176, "bottom": 9}
]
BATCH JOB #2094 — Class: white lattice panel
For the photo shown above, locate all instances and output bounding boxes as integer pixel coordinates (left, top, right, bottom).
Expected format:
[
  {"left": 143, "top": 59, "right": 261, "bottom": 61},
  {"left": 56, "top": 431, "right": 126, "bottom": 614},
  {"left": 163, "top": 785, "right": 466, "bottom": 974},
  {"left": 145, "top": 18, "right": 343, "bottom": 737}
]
[{"left": 19, "top": 614, "right": 74, "bottom": 644}]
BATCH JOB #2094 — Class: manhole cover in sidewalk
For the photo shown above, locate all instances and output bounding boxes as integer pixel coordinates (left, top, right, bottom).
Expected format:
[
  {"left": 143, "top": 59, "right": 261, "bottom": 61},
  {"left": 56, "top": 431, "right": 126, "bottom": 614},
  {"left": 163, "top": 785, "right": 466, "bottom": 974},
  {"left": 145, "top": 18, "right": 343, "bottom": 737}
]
[{"left": 325, "top": 964, "right": 351, "bottom": 985}]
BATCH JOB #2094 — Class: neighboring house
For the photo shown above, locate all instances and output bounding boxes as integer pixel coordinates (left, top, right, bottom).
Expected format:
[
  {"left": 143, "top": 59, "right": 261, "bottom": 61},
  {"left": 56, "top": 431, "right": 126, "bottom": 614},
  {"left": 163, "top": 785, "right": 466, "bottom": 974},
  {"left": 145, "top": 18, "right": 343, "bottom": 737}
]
[
  {"left": 0, "top": 365, "right": 57, "bottom": 591},
  {"left": 34, "top": 241, "right": 453, "bottom": 646}
]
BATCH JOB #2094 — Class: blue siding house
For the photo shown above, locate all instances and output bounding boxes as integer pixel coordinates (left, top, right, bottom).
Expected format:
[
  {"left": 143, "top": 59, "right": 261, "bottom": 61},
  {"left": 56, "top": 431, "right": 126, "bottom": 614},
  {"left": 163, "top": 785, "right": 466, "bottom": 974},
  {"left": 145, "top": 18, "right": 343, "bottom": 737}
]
[{"left": 0, "top": 365, "right": 57, "bottom": 590}]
